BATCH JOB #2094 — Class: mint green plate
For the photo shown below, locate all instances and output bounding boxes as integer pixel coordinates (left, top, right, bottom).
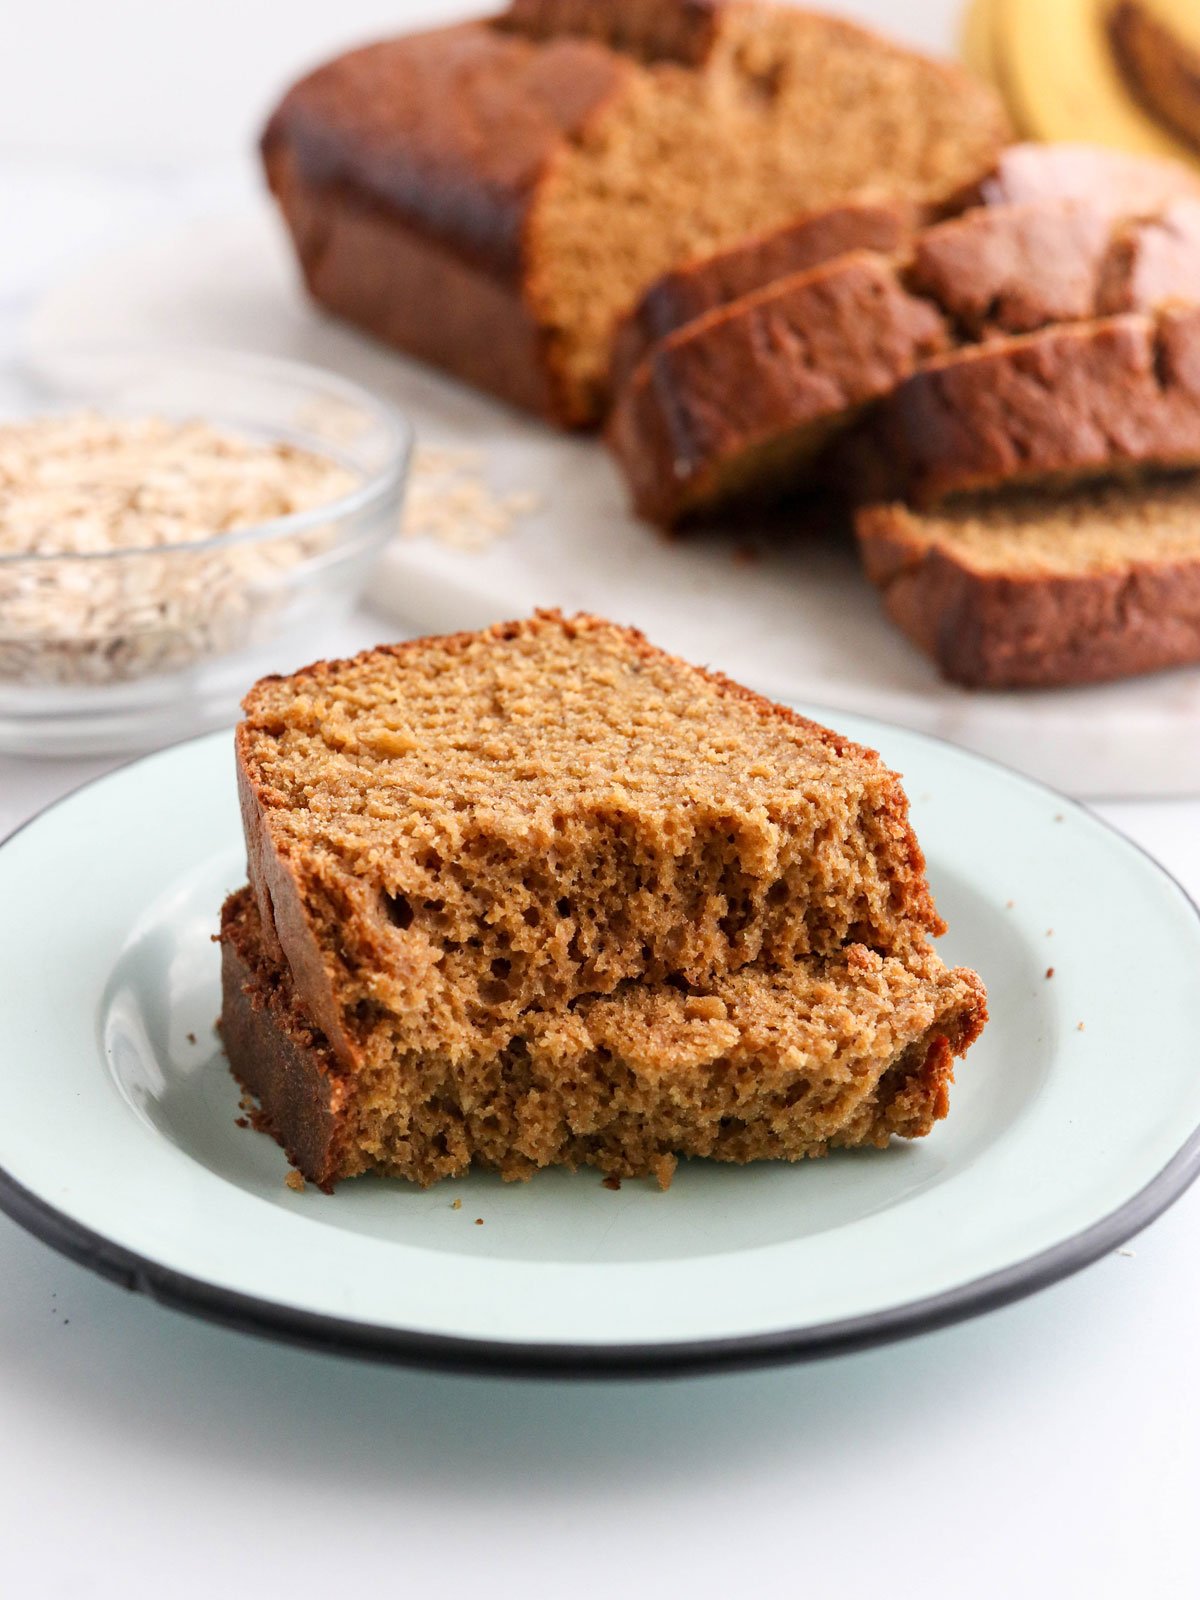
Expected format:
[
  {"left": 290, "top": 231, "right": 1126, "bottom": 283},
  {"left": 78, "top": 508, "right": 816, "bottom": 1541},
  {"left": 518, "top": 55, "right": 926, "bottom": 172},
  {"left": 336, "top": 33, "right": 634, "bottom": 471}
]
[{"left": 1, "top": 710, "right": 1198, "bottom": 1376}]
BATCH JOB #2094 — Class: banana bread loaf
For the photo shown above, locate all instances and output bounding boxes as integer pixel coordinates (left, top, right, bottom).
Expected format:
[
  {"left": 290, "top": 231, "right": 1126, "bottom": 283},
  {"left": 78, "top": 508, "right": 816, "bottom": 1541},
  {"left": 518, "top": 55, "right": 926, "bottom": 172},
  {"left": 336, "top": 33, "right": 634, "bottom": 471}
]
[
  {"left": 221, "top": 886, "right": 986, "bottom": 1189},
  {"left": 261, "top": 1, "right": 1008, "bottom": 426}
]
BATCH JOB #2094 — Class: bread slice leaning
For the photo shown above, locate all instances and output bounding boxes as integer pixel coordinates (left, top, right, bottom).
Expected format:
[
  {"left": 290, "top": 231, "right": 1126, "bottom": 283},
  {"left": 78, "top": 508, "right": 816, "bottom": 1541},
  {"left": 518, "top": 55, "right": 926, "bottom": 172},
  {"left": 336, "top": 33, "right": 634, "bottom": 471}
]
[
  {"left": 878, "top": 307, "right": 1200, "bottom": 507},
  {"left": 607, "top": 251, "right": 950, "bottom": 527},
  {"left": 856, "top": 474, "right": 1200, "bottom": 687}
]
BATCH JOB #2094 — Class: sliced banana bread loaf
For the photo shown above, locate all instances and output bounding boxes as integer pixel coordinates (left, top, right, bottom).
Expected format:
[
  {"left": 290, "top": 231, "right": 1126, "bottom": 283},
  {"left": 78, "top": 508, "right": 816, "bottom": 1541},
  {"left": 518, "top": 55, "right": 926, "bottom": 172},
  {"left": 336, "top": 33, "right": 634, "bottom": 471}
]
[
  {"left": 221, "top": 887, "right": 986, "bottom": 1189},
  {"left": 856, "top": 473, "right": 1200, "bottom": 687},
  {"left": 262, "top": 2, "right": 1007, "bottom": 426},
  {"left": 236, "top": 612, "right": 944, "bottom": 1070},
  {"left": 610, "top": 197, "right": 1200, "bottom": 526}
]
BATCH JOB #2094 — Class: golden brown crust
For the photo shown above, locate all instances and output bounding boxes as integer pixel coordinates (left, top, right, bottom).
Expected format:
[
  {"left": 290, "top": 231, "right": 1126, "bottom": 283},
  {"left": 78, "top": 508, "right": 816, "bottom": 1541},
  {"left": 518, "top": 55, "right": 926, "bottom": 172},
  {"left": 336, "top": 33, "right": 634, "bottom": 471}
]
[
  {"left": 607, "top": 252, "right": 951, "bottom": 526},
  {"left": 611, "top": 203, "right": 915, "bottom": 390},
  {"left": 261, "top": 23, "right": 626, "bottom": 284},
  {"left": 855, "top": 491, "right": 1200, "bottom": 688},
  {"left": 263, "top": 145, "right": 567, "bottom": 420},
  {"left": 880, "top": 308, "right": 1200, "bottom": 507},
  {"left": 220, "top": 892, "right": 351, "bottom": 1188}
]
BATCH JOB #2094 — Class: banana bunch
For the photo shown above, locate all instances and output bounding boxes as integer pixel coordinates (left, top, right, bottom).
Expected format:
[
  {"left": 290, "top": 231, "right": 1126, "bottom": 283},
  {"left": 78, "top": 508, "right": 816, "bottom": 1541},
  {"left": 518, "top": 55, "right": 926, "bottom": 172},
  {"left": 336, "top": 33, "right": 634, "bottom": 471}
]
[{"left": 964, "top": 0, "right": 1200, "bottom": 167}]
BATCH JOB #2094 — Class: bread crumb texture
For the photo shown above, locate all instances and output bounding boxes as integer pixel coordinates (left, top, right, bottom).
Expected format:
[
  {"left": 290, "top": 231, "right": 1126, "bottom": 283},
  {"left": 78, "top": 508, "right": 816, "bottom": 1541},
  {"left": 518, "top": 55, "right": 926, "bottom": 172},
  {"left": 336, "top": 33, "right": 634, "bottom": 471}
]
[
  {"left": 223, "top": 884, "right": 985, "bottom": 1188},
  {"left": 237, "top": 611, "right": 943, "bottom": 1063}
]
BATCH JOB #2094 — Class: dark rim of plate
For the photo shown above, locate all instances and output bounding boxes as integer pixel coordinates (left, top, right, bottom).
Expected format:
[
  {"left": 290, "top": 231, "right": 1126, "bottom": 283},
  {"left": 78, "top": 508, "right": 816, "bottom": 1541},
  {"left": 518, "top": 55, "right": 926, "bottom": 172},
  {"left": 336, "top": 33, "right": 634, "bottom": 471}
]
[{"left": 2, "top": 711, "right": 1199, "bottom": 1381}]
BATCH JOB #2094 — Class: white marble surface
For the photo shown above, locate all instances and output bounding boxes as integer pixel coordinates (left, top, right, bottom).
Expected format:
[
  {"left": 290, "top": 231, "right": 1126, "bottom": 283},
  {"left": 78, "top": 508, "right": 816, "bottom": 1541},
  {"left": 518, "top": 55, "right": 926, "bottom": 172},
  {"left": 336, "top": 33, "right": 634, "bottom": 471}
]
[{"left": 4, "top": 6, "right": 1200, "bottom": 1595}]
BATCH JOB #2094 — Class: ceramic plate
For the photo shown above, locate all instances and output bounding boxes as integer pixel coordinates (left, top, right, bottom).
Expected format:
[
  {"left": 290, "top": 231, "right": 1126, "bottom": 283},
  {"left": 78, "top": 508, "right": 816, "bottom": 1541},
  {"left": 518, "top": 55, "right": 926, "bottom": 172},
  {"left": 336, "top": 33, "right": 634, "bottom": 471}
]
[{"left": 2, "top": 711, "right": 1199, "bottom": 1377}]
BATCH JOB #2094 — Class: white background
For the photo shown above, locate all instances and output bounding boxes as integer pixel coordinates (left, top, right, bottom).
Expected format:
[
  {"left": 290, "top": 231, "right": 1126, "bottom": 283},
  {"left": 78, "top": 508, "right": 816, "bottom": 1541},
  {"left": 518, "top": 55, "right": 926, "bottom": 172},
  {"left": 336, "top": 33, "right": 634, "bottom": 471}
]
[{"left": 3, "top": 4, "right": 1200, "bottom": 1597}]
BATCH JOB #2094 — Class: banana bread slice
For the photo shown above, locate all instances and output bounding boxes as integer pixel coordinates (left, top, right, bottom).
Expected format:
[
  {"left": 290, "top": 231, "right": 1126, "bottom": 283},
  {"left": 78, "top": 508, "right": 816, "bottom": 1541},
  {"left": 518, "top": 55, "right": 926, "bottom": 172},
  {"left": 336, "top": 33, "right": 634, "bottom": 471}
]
[
  {"left": 237, "top": 612, "right": 943, "bottom": 1070},
  {"left": 610, "top": 202, "right": 915, "bottom": 393},
  {"left": 262, "top": 2, "right": 1007, "bottom": 426},
  {"left": 856, "top": 473, "right": 1200, "bottom": 687},
  {"left": 879, "top": 308, "right": 1200, "bottom": 507},
  {"left": 607, "top": 251, "right": 951, "bottom": 527},
  {"left": 220, "top": 887, "right": 986, "bottom": 1189}
]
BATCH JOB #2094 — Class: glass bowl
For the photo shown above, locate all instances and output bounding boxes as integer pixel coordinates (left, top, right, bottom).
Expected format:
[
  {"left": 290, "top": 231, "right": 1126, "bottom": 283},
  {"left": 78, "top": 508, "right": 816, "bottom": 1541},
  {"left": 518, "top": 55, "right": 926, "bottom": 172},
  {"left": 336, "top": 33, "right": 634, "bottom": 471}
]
[{"left": 0, "top": 346, "right": 411, "bottom": 756}]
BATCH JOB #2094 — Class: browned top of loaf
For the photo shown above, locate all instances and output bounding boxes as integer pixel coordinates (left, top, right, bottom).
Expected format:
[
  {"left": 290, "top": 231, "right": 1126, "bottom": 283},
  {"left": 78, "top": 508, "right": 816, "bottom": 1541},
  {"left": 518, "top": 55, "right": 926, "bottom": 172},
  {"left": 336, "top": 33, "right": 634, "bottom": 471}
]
[
  {"left": 241, "top": 610, "right": 900, "bottom": 827},
  {"left": 502, "top": 0, "right": 727, "bottom": 65},
  {"left": 261, "top": 23, "right": 628, "bottom": 279},
  {"left": 264, "top": 4, "right": 1006, "bottom": 291}
]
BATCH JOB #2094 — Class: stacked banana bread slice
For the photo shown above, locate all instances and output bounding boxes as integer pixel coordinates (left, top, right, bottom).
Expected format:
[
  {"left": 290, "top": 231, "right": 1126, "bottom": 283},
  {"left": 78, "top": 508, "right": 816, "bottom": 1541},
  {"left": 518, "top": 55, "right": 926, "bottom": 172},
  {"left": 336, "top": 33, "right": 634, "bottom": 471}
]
[{"left": 222, "top": 612, "right": 985, "bottom": 1188}]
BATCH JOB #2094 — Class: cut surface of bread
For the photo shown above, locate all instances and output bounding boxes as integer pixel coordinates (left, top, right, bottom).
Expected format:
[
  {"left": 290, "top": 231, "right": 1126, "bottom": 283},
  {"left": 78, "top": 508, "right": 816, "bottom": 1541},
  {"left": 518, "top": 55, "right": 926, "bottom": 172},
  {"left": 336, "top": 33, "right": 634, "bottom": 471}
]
[
  {"left": 880, "top": 308, "right": 1200, "bottom": 506},
  {"left": 262, "top": 2, "right": 1008, "bottom": 425},
  {"left": 236, "top": 613, "right": 943, "bottom": 1068},
  {"left": 221, "top": 887, "right": 986, "bottom": 1189},
  {"left": 1110, "top": 0, "right": 1200, "bottom": 154},
  {"left": 856, "top": 473, "right": 1200, "bottom": 686}
]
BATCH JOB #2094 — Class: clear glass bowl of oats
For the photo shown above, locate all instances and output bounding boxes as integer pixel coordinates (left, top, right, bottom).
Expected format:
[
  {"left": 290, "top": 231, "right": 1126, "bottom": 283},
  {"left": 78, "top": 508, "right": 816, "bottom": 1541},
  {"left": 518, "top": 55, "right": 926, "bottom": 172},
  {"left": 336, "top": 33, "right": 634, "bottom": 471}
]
[{"left": 0, "top": 347, "right": 410, "bottom": 755}]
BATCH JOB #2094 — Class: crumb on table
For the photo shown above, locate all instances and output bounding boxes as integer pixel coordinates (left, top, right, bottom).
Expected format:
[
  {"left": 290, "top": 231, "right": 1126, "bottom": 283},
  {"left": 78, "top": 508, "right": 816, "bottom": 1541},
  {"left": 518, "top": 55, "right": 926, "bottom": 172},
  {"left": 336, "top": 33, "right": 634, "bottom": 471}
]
[
  {"left": 234, "top": 1116, "right": 249, "bottom": 1129},
  {"left": 602, "top": 1175, "right": 622, "bottom": 1191},
  {"left": 474, "top": 1217, "right": 484, "bottom": 1226},
  {"left": 451, "top": 1198, "right": 462, "bottom": 1210},
  {"left": 1045, "top": 966, "right": 1055, "bottom": 979},
  {"left": 285, "top": 1169, "right": 306, "bottom": 1192},
  {"left": 186, "top": 1031, "right": 197, "bottom": 1045}
]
